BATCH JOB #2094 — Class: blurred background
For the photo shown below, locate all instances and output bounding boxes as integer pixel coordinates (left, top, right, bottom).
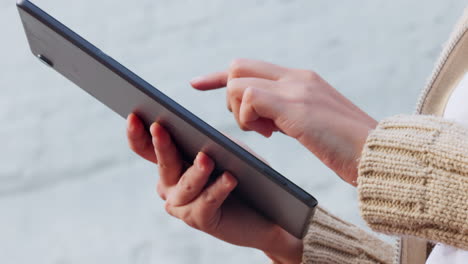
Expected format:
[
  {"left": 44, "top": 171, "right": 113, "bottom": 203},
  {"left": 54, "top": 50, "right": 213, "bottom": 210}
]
[{"left": 1, "top": 0, "right": 467, "bottom": 263}]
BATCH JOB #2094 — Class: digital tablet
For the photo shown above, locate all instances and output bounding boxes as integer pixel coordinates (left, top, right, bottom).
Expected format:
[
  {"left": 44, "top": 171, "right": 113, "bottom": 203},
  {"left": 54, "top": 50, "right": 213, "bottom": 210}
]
[{"left": 17, "top": 0, "right": 317, "bottom": 239}]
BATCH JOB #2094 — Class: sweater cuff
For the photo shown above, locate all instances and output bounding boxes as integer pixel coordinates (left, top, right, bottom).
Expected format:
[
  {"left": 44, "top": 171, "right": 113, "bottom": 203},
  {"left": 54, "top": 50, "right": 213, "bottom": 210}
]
[
  {"left": 358, "top": 114, "right": 468, "bottom": 250},
  {"left": 302, "top": 207, "right": 393, "bottom": 264}
]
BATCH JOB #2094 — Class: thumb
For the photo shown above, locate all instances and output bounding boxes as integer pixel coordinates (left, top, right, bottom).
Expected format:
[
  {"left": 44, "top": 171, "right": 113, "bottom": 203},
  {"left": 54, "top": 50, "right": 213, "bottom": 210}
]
[{"left": 239, "top": 87, "right": 283, "bottom": 137}]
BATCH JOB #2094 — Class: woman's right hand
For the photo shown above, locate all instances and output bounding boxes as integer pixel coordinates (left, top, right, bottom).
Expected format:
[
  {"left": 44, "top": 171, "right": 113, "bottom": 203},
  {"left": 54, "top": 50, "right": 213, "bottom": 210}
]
[
  {"left": 191, "top": 59, "right": 378, "bottom": 186},
  {"left": 126, "top": 113, "right": 303, "bottom": 264}
]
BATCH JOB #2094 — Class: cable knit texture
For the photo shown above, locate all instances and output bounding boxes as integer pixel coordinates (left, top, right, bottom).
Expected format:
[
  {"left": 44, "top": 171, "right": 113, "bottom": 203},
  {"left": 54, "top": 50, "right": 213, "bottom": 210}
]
[
  {"left": 299, "top": 114, "right": 468, "bottom": 264},
  {"left": 358, "top": 114, "right": 468, "bottom": 251},
  {"left": 301, "top": 207, "right": 394, "bottom": 264}
]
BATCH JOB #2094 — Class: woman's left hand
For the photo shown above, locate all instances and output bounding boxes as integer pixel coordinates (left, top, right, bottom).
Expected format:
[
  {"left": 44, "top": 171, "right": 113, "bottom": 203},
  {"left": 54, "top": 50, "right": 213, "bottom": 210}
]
[{"left": 127, "top": 114, "right": 303, "bottom": 264}]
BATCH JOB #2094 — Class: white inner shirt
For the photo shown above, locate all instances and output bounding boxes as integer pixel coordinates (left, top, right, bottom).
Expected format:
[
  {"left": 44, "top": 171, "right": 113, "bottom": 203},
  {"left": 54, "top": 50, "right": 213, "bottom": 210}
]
[{"left": 425, "top": 72, "right": 468, "bottom": 264}]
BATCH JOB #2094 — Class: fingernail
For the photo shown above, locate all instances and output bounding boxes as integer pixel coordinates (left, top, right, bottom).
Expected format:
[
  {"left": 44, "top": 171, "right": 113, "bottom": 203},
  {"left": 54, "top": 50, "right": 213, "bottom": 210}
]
[
  {"left": 127, "top": 121, "right": 135, "bottom": 132},
  {"left": 150, "top": 122, "right": 159, "bottom": 137},
  {"left": 151, "top": 124, "right": 158, "bottom": 144},
  {"left": 196, "top": 152, "right": 204, "bottom": 170},
  {"left": 127, "top": 116, "right": 134, "bottom": 132},
  {"left": 223, "top": 172, "right": 235, "bottom": 187}
]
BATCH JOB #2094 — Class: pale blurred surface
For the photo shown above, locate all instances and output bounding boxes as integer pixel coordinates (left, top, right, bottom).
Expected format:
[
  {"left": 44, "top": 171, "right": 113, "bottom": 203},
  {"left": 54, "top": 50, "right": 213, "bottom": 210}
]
[{"left": 1, "top": 0, "right": 466, "bottom": 263}]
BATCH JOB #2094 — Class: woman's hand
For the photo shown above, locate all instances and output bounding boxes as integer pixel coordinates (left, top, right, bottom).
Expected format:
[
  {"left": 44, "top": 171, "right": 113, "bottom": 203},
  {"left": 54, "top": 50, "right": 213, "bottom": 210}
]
[
  {"left": 127, "top": 113, "right": 303, "bottom": 264},
  {"left": 191, "top": 59, "right": 377, "bottom": 185}
]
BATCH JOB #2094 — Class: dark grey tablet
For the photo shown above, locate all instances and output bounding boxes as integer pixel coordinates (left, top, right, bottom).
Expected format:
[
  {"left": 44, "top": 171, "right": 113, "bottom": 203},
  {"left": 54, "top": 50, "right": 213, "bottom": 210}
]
[{"left": 17, "top": 0, "right": 317, "bottom": 239}]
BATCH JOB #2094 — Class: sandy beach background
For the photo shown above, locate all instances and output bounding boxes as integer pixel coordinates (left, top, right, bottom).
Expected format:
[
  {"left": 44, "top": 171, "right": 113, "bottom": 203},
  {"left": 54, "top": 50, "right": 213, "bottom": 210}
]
[{"left": 1, "top": 0, "right": 466, "bottom": 263}]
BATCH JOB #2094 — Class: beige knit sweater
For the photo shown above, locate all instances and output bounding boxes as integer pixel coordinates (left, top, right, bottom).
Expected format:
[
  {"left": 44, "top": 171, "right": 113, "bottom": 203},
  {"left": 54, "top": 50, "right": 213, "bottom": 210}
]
[{"left": 301, "top": 114, "right": 468, "bottom": 263}]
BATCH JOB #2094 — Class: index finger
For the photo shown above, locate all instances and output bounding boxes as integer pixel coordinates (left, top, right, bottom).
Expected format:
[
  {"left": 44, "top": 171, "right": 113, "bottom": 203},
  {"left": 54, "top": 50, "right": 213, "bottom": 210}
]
[
  {"left": 190, "top": 59, "right": 288, "bottom": 91},
  {"left": 227, "top": 59, "right": 287, "bottom": 81},
  {"left": 150, "top": 122, "right": 183, "bottom": 186},
  {"left": 191, "top": 71, "right": 228, "bottom": 91}
]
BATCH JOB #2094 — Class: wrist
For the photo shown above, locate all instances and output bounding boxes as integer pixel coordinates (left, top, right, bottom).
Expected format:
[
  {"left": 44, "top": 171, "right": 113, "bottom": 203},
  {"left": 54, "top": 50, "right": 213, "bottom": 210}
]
[
  {"left": 347, "top": 115, "right": 378, "bottom": 186},
  {"left": 262, "top": 227, "right": 303, "bottom": 264}
]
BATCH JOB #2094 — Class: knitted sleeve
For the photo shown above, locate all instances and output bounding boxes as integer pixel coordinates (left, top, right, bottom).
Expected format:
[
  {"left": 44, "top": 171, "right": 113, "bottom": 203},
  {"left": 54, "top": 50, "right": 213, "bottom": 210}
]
[
  {"left": 358, "top": 114, "right": 468, "bottom": 250},
  {"left": 301, "top": 207, "right": 394, "bottom": 264}
]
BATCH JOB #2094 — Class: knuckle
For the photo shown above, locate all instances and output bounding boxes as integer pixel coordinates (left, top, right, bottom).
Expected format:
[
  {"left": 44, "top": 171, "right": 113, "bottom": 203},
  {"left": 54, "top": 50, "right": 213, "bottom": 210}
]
[
  {"left": 164, "top": 202, "right": 173, "bottom": 216},
  {"left": 226, "top": 77, "right": 239, "bottom": 87},
  {"left": 229, "top": 58, "right": 246, "bottom": 77},
  {"left": 185, "top": 217, "right": 198, "bottom": 229},
  {"left": 226, "top": 88, "right": 242, "bottom": 113},
  {"left": 297, "top": 69, "right": 320, "bottom": 82},
  {"left": 180, "top": 177, "right": 193, "bottom": 193},
  {"left": 226, "top": 84, "right": 234, "bottom": 98},
  {"left": 226, "top": 80, "right": 239, "bottom": 97},
  {"left": 180, "top": 208, "right": 192, "bottom": 222},
  {"left": 238, "top": 121, "right": 250, "bottom": 131},
  {"left": 202, "top": 191, "right": 218, "bottom": 205},
  {"left": 180, "top": 210, "right": 198, "bottom": 229},
  {"left": 227, "top": 81, "right": 241, "bottom": 99},
  {"left": 243, "top": 87, "right": 255, "bottom": 102},
  {"left": 156, "top": 183, "right": 167, "bottom": 200}
]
